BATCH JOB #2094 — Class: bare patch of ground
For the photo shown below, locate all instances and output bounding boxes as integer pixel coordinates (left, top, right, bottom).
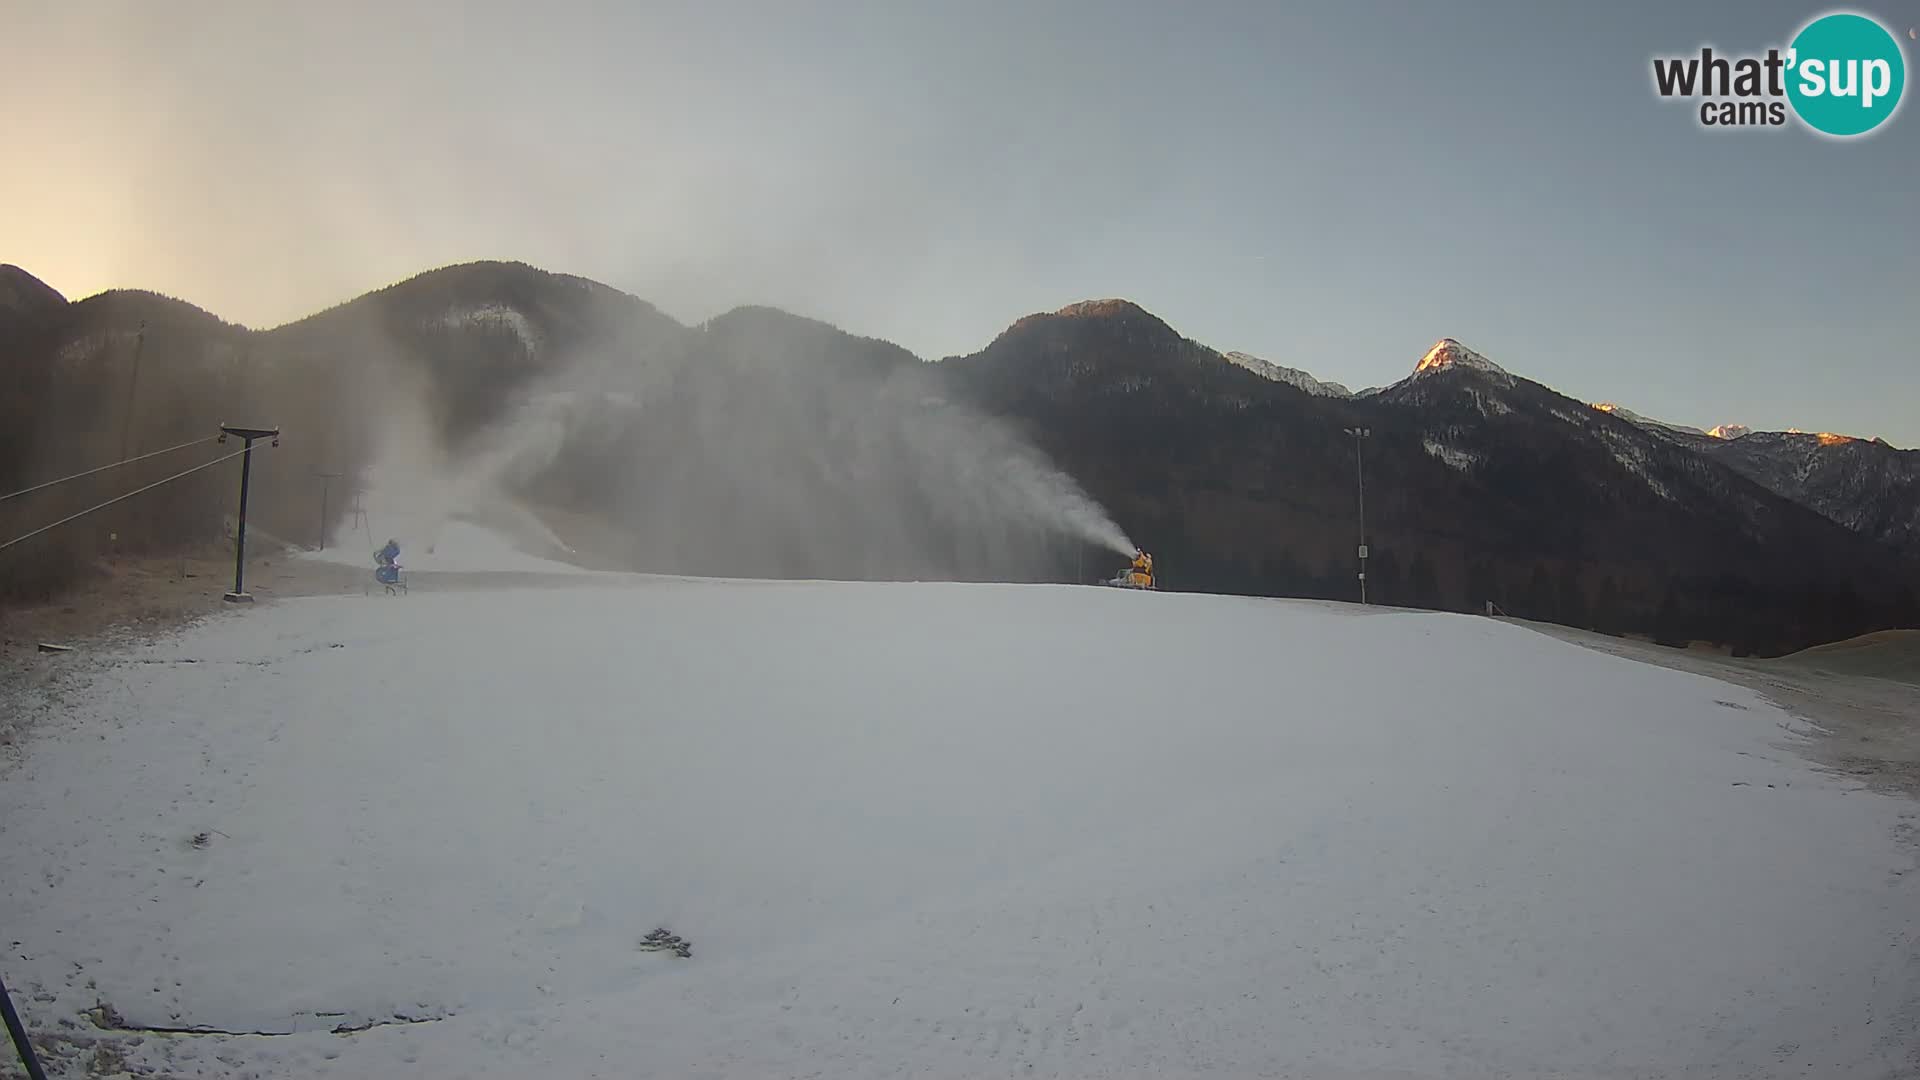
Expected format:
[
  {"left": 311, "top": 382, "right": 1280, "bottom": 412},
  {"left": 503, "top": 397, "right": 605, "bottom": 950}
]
[
  {"left": 1, "top": 543, "right": 379, "bottom": 753},
  {"left": 0, "top": 541, "right": 649, "bottom": 754},
  {"left": 1508, "top": 618, "right": 1920, "bottom": 799}
]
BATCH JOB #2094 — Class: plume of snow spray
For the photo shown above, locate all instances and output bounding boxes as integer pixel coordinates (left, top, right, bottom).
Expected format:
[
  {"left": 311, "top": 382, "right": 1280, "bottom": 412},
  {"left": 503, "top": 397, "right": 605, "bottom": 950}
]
[
  {"left": 993, "top": 448, "right": 1135, "bottom": 558},
  {"left": 352, "top": 315, "right": 1134, "bottom": 581},
  {"left": 877, "top": 374, "right": 1136, "bottom": 563},
  {"left": 354, "top": 378, "right": 591, "bottom": 559}
]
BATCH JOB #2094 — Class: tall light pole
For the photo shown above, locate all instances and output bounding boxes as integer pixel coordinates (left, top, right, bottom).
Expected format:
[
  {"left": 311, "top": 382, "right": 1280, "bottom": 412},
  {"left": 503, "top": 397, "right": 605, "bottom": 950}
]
[{"left": 1343, "top": 426, "right": 1370, "bottom": 604}]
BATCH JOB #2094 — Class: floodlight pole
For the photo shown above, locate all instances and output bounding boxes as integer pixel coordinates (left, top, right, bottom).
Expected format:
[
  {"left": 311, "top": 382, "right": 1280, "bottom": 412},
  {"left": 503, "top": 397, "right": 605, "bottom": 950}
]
[
  {"left": 219, "top": 424, "right": 279, "bottom": 603},
  {"left": 1344, "top": 426, "right": 1371, "bottom": 605}
]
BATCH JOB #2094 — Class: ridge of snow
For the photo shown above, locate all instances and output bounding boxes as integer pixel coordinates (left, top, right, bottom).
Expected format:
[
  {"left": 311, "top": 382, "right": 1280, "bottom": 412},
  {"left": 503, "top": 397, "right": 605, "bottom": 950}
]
[
  {"left": 1412, "top": 338, "right": 1510, "bottom": 382},
  {"left": 1052, "top": 298, "right": 1154, "bottom": 321},
  {"left": 1591, "top": 402, "right": 1708, "bottom": 437},
  {"left": 1594, "top": 425, "right": 1676, "bottom": 501},
  {"left": 1220, "top": 351, "right": 1353, "bottom": 398},
  {"left": 1707, "top": 423, "right": 1752, "bottom": 440},
  {"left": 1466, "top": 386, "right": 1512, "bottom": 418},
  {"left": 1757, "top": 428, "right": 1880, "bottom": 448},
  {"left": 1421, "top": 435, "right": 1478, "bottom": 472},
  {"left": 441, "top": 303, "right": 540, "bottom": 353}
]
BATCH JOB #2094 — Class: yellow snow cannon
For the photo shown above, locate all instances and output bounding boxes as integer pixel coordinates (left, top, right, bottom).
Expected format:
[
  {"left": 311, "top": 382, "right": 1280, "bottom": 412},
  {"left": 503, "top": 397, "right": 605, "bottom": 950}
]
[{"left": 1109, "top": 549, "right": 1156, "bottom": 590}]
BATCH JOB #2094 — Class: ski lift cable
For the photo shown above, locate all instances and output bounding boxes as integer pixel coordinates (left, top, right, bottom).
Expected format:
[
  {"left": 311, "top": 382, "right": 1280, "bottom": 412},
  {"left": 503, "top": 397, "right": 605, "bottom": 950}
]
[
  {"left": 0, "top": 442, "right": 266, "bottom": 554},
  {"left": 0, "top": 435, "right": 218, "bottom": 505}
]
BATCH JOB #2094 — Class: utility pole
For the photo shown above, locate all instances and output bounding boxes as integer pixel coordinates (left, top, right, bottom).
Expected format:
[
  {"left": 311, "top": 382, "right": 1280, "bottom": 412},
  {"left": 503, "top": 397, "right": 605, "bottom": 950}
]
[
  {"left": 118, "top": 321, "right": 147, "bottom": 463},
  {"left": 219, "top": 424, "right": 279, "bottom": 603},
  {"left": 1343, "top": 426, "right": 1371, "bottom": 605},
  {"left": 1, "top": 969, "right": 49, "bottom": 1080},
  {"left": 347, "top": 491, "right": 370, "bottom": 551},
  {"left": 314, "top": 470, "right": 342, "bottom": 552}
]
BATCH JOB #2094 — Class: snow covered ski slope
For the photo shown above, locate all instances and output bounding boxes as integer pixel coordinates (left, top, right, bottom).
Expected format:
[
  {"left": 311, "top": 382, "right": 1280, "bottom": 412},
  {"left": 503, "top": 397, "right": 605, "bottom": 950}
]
[{"left": 2, "top": 581, "right": 1917, "bottom": 1077}]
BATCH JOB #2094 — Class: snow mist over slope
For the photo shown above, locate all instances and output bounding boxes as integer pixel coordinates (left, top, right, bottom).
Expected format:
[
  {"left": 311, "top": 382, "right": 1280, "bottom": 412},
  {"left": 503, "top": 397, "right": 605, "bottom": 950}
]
[
  {"left": 975, "top": 435, "right": 1135, "bottom": 556},
  {"left": 2, "top": 583, "right": 1916, "bottom": 1077},
  {"left": 334, "top": 371, "right": 589, "bottom": 567},
  {"left": 334, "top": 291, "right": 1136, "bottom": 578},
  {"left": 593, "top": 309, "right": 1137, "bottom": 576},
  {"left": 873, "top": 373, "right": 1136, "bottom": 559}
]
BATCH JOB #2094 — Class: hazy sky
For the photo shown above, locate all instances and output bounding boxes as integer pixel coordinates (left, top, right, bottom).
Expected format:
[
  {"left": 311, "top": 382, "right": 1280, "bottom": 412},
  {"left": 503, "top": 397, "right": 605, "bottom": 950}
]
[{"left": 5, "top": 1, "right": 1916, "bottom": 442}]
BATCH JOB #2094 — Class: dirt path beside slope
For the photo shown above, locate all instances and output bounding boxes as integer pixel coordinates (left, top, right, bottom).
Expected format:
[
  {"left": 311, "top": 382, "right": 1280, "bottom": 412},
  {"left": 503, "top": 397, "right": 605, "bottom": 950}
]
[
  {"left": 0, "top": 546, "right": 638, "bottom": 750},
  {"left": 1507, "top": 619, "right": 1920, "bottom": 799},
  {"left": 1, "top": 547, "right": 350, "bottom": 752}
]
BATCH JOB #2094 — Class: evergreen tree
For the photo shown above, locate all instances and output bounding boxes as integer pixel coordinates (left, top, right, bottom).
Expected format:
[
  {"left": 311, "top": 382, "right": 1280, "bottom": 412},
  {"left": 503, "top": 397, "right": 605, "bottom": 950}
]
[
  {"left": 1556, "top": 563, "right": 1589, "bottom": 629},
  {"left": 1593, "top": 576, "right": 1621, "bottom": 634},
  {"left": 1525, "top": 562, "right": 1555, "bottom": 621},
  {"left": 1409, "top": 553, "right": 1442, "bottom": 611}
]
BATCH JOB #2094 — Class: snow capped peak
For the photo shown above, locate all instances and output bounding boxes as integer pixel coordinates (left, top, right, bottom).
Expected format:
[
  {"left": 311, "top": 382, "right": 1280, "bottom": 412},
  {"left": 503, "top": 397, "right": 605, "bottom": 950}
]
[
  {"left": 1053, "top": 298, "right": 1149, "bottom": 319},
  {"left": 1708, "top": 423, "right": 1752, "bottom": 440},
  {"left": 1221, "top": 351, "right": 1353, "bottom": 398},
  {"left": 1000, "top": 298, "right": 1181, "bottom": 343},
  {"left": 1413, "top": 338, "right": 1508, "bottom": 379}
]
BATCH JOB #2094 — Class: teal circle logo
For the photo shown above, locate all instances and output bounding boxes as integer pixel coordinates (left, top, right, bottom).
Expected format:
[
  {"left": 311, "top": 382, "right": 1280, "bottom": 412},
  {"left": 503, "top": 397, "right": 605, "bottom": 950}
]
[{"left": 1786, "top": 12, "right": 1906, "bottom": 136}]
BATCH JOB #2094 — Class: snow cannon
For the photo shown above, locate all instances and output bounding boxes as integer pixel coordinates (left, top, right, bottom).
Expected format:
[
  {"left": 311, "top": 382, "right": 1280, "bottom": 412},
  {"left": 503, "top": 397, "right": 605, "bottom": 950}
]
[{"left": 1109, "top": 548, "right": 1156, "bottom": 590}]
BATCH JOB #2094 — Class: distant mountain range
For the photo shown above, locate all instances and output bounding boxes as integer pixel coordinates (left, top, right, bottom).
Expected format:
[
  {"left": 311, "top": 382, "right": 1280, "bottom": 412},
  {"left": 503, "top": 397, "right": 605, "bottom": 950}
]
[
  {"left": 2, "top": 260, "right": 1913, "bottom": 653},
  {"left": 940, "top": 300, "right": 1914, "bottom": 653},
  {"left": 1577, "top": 399, "right": 1919, "bottom": 558},
  {"left": 1110, "top": 329, "right": 1919, "bottom": 572}
]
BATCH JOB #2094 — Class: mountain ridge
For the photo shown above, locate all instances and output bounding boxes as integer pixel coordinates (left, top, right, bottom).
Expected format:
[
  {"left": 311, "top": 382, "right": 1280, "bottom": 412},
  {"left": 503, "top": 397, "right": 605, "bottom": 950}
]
[
  {"left": 0, "top": 264, "right": 66, "bottom": 317},
  {"left": 4, "top": 261, "right": 1913, "bottom": 651}
]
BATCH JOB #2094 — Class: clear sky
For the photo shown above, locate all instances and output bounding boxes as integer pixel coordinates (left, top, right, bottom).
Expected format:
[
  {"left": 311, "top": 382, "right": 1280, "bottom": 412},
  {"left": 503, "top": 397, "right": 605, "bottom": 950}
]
[{"left": 4, "top": 1, "right": 1916, "bottom": 442}]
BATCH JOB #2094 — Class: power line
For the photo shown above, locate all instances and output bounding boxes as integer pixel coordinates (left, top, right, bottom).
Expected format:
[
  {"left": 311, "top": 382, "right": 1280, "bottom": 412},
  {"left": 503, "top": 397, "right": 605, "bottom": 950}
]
[
  {"left": 0, "top": 442, "right": 262, "bottom": 554},
  {"left": 0, "top": 435, "right": 217, "bottom": 505}
]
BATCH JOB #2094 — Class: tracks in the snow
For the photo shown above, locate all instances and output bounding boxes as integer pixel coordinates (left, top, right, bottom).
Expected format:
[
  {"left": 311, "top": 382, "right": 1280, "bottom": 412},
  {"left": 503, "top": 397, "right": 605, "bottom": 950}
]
[{"left": 86, "top": 1001, "right": 447, "bottom": 1038}]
